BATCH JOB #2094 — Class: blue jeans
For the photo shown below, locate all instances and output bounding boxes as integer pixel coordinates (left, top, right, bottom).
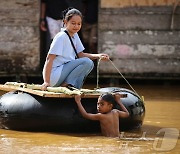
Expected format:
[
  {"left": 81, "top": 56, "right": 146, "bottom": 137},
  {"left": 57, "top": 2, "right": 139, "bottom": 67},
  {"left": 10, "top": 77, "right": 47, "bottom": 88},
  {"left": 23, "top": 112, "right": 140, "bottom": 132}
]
[{"left": 54, "top": 57, "right": 94, "bottom": 89}]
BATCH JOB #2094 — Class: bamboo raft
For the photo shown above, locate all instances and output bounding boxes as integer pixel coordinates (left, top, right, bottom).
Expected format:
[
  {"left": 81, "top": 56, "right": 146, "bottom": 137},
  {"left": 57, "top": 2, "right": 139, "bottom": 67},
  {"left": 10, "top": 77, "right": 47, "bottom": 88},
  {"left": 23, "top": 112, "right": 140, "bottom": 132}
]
[
  {"left": 0, "top": 82, "right": 102, "bottom": 98},
  {"left": 0, "top": 82, "right": 145, "bottom": 132}
]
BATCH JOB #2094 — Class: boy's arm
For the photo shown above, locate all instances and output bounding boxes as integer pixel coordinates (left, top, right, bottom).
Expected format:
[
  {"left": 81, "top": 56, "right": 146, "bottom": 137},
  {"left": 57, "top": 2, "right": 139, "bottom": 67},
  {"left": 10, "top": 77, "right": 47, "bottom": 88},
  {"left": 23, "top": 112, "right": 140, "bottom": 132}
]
[
  {"left": 114, "top": 94, "right": 129, "bottom": 118},
  {"left": 75, "top": 95, "right": 101, "bottom": 120}
]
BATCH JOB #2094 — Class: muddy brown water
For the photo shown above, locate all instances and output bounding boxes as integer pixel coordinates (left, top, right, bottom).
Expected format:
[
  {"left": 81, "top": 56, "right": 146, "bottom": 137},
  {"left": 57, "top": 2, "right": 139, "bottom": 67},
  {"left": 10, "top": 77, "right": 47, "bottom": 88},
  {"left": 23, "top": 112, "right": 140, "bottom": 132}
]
[{"left": 0, "top": 83, "right": 180, "bottom": 153}]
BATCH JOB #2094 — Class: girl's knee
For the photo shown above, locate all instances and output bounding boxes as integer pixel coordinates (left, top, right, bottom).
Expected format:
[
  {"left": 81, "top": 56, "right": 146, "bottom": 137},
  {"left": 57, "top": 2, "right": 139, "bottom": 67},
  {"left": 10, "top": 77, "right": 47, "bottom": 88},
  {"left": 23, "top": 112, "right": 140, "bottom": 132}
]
[{"left": 82, "top": 57, "right": 94, "bottom": 68}]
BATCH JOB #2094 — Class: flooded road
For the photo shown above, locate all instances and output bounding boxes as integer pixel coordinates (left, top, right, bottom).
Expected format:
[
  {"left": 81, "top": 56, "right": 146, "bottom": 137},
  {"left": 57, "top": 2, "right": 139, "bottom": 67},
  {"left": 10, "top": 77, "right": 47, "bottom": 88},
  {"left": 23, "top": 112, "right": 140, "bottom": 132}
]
[{"left": 0, "top": 83, "right": 180, "bottom": 153}]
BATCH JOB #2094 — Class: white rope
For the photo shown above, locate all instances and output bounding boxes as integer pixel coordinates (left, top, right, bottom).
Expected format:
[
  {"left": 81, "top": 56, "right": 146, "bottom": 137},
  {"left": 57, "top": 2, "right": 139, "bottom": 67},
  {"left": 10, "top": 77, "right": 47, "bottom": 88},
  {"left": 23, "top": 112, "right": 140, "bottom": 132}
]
[
  {"left": 171, "top": 0, "right": 180, "bottom": 30},
  {"left": 96, "top": 57, "right": 102, "bottom": 89},
  {"left": 97, "top": 58, "right": 141, "bottom": 99}
]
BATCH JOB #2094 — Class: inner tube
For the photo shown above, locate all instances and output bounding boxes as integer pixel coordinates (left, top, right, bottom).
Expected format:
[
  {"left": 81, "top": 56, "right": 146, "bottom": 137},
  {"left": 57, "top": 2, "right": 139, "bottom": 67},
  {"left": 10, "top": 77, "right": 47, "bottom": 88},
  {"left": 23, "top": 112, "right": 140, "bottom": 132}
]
[{"left": 0, "top": 87, "right": 145, "bottom": 132}]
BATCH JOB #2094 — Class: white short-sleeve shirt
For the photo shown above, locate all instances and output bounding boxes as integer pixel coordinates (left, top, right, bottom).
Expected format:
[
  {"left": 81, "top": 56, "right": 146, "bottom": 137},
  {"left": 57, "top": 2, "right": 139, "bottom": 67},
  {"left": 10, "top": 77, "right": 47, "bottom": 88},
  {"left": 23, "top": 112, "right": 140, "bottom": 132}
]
[{"left": 46, "top": 30, "right": 85, "bottom": 86}]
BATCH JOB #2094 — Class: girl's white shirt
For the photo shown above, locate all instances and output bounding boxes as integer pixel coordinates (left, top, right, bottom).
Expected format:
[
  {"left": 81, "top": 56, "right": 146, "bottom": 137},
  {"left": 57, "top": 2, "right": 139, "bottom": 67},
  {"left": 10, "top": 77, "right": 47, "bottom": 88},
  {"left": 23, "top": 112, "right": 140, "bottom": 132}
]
[{"left": 44, "top": 29, "right": 85, "bottom": 86}]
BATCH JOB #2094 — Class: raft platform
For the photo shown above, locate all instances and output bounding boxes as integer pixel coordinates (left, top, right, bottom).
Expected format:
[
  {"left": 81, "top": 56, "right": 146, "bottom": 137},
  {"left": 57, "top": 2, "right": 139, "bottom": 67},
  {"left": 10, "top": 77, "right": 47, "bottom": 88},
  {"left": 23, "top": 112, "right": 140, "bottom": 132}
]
[
  {"left": 0, "top": 84, "right": 99, "bottom": 98},
  {"left": 0, "top": 82, "right": 145, "bottom": 132}
]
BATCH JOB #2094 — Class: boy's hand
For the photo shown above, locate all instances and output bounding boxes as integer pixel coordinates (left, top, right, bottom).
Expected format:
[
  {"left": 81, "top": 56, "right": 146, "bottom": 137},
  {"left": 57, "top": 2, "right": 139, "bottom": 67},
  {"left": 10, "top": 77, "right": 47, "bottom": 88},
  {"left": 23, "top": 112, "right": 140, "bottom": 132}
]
[
  {"left": 113, "top": 93, "right": 122, "bottom": 102},
  {"left": 75, "top": 95, "right": 81, "bottom": 104}
]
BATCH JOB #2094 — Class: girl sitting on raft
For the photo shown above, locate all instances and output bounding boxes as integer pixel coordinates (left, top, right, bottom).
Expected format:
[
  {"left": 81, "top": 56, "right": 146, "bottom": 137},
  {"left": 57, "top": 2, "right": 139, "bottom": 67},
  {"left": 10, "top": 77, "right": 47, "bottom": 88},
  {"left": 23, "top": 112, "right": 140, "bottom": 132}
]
[{"left": 42, "top": 8, "right": 109, "bottom": 90}]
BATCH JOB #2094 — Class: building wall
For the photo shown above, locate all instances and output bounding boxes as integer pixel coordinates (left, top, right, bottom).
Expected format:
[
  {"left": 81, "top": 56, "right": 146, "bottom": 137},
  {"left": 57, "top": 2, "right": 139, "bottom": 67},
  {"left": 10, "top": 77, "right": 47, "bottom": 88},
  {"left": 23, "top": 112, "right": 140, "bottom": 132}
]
[
  {"left": 98, "top": 0, "right": 180, "bottom": 78},
  {"left": 0, "top": 0, "right": 179, "bottom": 79},
  {"left": 0, "top": 0, "right": 40, "bottom": 76}
]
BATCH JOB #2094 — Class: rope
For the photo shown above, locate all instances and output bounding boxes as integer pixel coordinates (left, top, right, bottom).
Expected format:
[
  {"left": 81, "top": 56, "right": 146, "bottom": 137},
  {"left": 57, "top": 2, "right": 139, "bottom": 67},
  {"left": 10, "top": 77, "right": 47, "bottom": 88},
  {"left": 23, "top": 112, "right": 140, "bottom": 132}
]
[
  {"left": 171, "top": 0, "right": 180, "bottom": 30},
  {"left": 96, "top": 58, "right": 142, "bottom": 99},
  {"left": 109, "top": 60, "right": 140, "bottom": 97},
  {"left": 96, "top": 57, "right": 102, "bottom": 89}
]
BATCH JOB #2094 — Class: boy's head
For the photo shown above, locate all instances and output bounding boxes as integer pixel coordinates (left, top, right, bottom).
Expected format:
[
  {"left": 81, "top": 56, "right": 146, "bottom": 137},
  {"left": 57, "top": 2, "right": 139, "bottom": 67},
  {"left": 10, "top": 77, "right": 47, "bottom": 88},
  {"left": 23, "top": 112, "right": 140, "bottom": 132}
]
[{"left": 97, "top": 93, "right": 116, "bottom": 113}]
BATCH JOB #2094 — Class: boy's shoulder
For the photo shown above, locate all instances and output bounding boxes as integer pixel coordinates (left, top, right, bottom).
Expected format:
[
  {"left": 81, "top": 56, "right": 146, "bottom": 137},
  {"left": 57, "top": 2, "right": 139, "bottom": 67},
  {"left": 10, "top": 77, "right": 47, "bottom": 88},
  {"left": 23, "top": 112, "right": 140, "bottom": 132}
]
[
  {"left": 111, "top": 109, "right": 121, "bottom": 114},
  {"left": 102, "top": 109, "right": 120, "bottom": 116},
  {"left": 112, "top": 109, "right": 120, "bottom": 112}
]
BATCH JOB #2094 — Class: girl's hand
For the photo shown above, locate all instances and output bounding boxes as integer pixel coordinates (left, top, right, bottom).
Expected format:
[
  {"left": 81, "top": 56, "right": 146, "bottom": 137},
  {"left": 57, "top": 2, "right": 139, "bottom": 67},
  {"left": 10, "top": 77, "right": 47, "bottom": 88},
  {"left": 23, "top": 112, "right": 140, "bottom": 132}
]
[
  {"left": 75, "top": 95, "right": 81, "bottom": 104},
  {"left": 41, "top": 82, "right": 50, "bottom": 91},
  {"left": 99, "top": 54, "right": 109, "bottom": 61}
]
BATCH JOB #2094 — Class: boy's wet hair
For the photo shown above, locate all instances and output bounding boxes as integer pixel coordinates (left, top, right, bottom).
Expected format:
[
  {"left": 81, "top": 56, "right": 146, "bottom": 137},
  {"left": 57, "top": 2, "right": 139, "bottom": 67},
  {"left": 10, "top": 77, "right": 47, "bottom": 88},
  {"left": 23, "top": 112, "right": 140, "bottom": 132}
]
[
  {"left": 100, "top": 93, "right": 116, "bottom": 107},
  {"left": 62, "top": 7, "right": 83, "bottom": 22}
]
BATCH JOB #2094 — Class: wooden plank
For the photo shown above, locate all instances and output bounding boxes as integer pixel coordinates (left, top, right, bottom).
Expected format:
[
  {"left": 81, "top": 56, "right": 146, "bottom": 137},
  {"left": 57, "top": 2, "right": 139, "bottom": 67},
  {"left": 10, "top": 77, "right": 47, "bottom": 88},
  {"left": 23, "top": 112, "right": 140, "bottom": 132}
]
[
  {"left": 99, "top": 30, "right": 180, "bottom": 45},
  {"left": 100, "top": 0, "right": 178, "bottom": 8},
  {"left": 99, "top": 43, "right": 180, "bottom": 59},
  {"left": 99, "top": 13, "right": 180, "bottom": 30},
  {"left": 0, "top": 0, "right": 39, "bottom": 10},
  {"left": 99, "top": 7, "right": 180, "bottom": 30},
  {"left": 0, "top": 26, "right": 39, "bottom": 42},
  {"left": 0, "top": 84, "right": 100, "bottom": 98},
  {"left": 0, "top": 1, "right": 39, "bottom": 26},
  {"left": 0, "top": 54, "right": 39, "bottom": 73},
  {"left": 98, "top": 58, "right": 180, "bottom": 74}
]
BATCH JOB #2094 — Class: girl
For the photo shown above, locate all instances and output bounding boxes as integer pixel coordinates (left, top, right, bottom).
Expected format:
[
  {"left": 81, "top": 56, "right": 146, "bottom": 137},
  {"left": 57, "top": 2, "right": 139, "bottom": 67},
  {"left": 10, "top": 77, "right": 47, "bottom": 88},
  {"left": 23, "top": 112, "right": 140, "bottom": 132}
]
[{"left": 41, "top": 8, "right": 109, "bottom": 90}]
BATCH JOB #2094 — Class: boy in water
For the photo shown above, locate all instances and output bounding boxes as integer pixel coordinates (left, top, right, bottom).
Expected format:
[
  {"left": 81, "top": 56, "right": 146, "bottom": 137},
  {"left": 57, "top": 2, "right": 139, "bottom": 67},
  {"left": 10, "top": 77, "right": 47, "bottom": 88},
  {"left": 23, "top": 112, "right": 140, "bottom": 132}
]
[{"left": 75, "top": 93, "right": 129, "bottom": 137}]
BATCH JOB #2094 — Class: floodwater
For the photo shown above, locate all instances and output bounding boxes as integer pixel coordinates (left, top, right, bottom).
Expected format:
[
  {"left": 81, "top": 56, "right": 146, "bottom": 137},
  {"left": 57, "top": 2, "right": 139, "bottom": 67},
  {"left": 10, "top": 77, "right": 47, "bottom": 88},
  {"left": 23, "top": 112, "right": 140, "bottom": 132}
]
[{"left": 0, "top": 83, "right": 180, "bottom": 154}]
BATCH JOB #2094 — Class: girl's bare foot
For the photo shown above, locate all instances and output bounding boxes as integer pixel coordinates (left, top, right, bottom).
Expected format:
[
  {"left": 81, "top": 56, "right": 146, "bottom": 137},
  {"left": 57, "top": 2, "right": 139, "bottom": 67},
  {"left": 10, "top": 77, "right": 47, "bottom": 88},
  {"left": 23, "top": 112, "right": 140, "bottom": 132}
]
[{"left": 60, "top": 82, "right": 69, "bottom": 87}]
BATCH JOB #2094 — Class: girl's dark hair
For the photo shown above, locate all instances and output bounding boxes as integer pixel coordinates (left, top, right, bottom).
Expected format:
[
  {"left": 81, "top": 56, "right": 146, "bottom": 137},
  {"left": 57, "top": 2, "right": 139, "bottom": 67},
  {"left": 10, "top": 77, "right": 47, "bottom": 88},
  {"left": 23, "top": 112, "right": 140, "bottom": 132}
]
[
  {"left": 62, "top": 7, "right": 83, "bottom": 22},
  {"left": 100, "top": 93, "right": 116, "bottom": 107}
]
